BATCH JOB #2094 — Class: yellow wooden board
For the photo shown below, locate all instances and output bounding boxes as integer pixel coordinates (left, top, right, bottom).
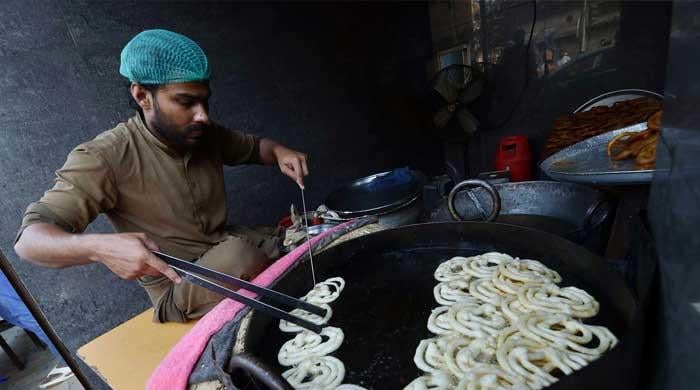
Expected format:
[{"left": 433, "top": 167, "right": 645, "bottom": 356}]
[{"left": 77, "top": 309, "right": 196, "bottom": 389}]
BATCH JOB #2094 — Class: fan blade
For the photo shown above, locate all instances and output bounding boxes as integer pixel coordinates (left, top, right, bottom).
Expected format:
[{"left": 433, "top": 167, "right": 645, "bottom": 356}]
[
  {"left": 434, "top": 71, "right": 459, "bottom": 102},
  {"left": 463, "top": 67, "right": 475, "bottom": 83},
  {"left": 433, "top": 105, "right": 455, "bottom": 128},
  {"left": 456, "top": 109, "right": 479, "bottom": 133},
  {"left": 458, "top": 78, "right": 485, "bottom": 105}
]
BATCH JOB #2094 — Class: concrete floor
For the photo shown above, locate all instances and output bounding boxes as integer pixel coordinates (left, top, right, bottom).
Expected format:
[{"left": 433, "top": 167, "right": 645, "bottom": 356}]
[{"left": 0, "top": 326, "right": 82, "bottom": 389}]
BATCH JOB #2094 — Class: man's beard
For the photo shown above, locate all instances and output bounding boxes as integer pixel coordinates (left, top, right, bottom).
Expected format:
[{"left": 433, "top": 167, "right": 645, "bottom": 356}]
[{"left": 150, "top": 105, "right": 210, "bottom": 151}]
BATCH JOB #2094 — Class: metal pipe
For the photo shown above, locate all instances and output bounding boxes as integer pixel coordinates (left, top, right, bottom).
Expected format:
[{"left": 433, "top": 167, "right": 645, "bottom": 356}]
[
  {"left": 479, "top": 0, "right": 489, "bottom": 78},
  {"left": 581, "top": 0, "right": 590, "bottom": 53}
]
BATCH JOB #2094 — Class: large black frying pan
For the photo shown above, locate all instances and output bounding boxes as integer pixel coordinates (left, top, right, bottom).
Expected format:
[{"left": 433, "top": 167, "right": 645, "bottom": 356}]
[{"left": 238, "top": 222, "right": 641, "bottom": 389}]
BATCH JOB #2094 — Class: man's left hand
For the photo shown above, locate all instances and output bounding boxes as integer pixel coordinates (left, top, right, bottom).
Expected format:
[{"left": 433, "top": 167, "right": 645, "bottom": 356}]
[{"left": 274, "top": 146, "right": 309, "bottom": 188}]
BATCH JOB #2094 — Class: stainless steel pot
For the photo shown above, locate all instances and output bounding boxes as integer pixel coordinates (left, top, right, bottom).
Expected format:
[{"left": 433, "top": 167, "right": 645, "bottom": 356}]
[{"left": 428, "top": 180, "right": 615, "bottom": 253}]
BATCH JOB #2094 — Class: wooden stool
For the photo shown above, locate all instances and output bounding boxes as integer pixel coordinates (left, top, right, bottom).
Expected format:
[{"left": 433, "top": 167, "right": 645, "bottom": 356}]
[{"left": 78, "top": 310, "right": 196, "bottom": 389}]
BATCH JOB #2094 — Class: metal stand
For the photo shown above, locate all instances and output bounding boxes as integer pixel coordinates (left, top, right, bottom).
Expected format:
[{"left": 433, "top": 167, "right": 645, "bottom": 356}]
[
  {"left": 0, "top": 325, "right": 25, "bottom": 370},
  {"left": 604, "top": 185, "right": 650, "bottom": 261},
  {"left": 25, "top": 330, "right": 47, "bottom": 350},
  {"left": 0, "top": 252, "right": 92, "bottom": 388}
]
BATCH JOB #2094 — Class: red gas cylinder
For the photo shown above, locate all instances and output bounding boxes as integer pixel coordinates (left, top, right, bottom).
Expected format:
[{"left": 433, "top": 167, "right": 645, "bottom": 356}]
[{"left": 494, "top": 135, "right": 532, "bottom": 182}]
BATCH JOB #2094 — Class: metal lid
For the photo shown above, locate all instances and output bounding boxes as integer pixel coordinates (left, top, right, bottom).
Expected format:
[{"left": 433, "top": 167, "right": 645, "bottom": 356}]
[{"left": 324, "top": 169, "right": 424, "bottom": 218}]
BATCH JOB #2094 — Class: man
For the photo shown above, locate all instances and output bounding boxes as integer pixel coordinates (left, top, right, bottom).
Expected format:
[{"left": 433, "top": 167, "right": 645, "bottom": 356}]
[{"left": 14, "top": 29, "right": 309, "bottom": 323}]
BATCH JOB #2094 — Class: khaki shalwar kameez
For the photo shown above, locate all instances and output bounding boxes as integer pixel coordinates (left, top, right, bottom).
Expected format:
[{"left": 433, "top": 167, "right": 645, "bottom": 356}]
[{"left": 16, "top": 114, "right": 280, "bottom": 323}]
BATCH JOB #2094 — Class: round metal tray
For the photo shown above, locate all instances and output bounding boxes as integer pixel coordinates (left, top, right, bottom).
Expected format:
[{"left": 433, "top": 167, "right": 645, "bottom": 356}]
[
  {"left": 543, "top": 89, "right": 663, "bottom": 185},
  {"left": 574, "top": 88, "right": 663, "bottom": 113},
  {"left": 540, "top": 123, "right": 656, "bottom": 185}
]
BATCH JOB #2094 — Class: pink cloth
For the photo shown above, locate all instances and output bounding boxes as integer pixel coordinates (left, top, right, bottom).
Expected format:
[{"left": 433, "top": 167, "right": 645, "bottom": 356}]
[{"left": 147, "top": 221, "right": 353, "bottom": 390}]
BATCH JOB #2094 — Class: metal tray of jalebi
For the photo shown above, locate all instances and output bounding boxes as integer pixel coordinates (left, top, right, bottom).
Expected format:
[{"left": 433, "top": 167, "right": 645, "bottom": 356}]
[{"left": 540, "top": 123, "right": 658, "bottom": 185}]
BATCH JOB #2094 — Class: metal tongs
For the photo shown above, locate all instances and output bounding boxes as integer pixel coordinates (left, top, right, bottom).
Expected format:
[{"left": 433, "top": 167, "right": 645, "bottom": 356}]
[{"left": 152, "top": 251, "right": 327, "bottom": 333}]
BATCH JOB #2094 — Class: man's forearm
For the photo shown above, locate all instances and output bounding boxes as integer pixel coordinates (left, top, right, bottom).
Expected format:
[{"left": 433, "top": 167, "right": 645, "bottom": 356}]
[
  {"left": 257, "top": 138, "right": 283, "bottom": 165},
  {"left": 15, "top": 223, "right": 182, "bottom": 282},
  {"left": 14, "top": 223, "right": 96, "bottom": 268}
]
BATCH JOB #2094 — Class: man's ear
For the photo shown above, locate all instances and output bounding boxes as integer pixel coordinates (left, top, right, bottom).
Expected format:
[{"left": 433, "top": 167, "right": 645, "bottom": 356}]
[{"left": 130, "top": 83, "right": 153, "bottom": 111}]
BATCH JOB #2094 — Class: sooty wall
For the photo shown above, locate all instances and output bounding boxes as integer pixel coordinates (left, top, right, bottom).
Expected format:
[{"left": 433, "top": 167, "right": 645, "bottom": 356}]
[{"left": 0, "top": 2, "right": 439, "bottom": 387}]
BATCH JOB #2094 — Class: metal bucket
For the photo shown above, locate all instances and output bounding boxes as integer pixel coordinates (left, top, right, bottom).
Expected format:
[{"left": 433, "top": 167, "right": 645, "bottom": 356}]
[{"left": 427, "top": 180, "right": 615, "bottom": 254}]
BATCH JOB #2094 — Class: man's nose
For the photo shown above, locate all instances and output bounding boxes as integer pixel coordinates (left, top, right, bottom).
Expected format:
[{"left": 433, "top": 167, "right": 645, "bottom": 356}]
[{"left": 193, "top": 104, "right": 209, "bottom": 123}]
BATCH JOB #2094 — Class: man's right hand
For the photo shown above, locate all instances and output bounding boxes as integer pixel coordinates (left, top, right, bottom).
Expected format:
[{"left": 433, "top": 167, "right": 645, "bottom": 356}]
[
  {"left": 14, "top": 224, "right": 181, "bottom": 284},
  {"left": 87, "top": 233, "right": 182, "bottom": 283}
]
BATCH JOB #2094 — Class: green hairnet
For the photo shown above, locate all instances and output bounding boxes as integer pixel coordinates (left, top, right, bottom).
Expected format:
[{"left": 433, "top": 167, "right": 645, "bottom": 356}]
[{"left": 119, "top": 29, "right": 211, "bottom": 84}]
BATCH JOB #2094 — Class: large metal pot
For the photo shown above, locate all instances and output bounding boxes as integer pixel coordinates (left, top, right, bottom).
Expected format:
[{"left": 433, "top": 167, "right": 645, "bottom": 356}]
[
  {"left": 236, "top": 222, "right": 640, "bottom": 389},
  {"left": 427, "top": 180, "right": 615, "bottom": 254}
]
